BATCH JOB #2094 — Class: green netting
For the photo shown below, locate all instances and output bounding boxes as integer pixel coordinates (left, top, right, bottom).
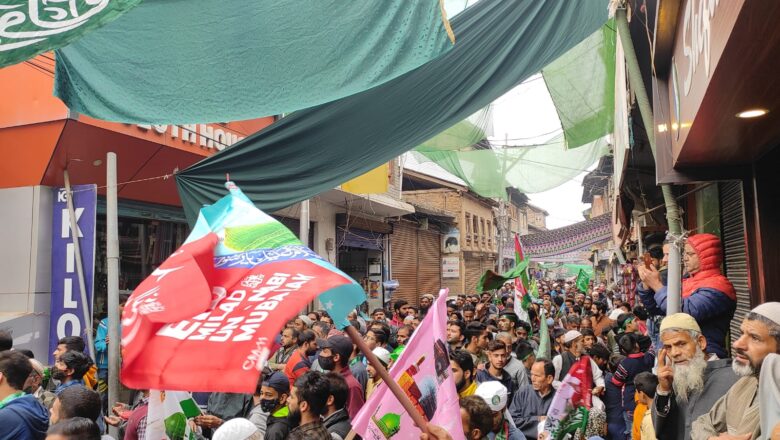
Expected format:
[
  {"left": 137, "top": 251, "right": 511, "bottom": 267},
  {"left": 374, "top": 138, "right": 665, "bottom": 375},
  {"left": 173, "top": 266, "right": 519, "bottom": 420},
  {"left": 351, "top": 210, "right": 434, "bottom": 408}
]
[
  {"left": 415, "top": 107, "right": 491, "bottom": 153},
  {"left": 414, "top": 134, "right": 610, "bottom": 198},
  {"left": 542, "top": 21, "right": 616, "bottom": 149}
]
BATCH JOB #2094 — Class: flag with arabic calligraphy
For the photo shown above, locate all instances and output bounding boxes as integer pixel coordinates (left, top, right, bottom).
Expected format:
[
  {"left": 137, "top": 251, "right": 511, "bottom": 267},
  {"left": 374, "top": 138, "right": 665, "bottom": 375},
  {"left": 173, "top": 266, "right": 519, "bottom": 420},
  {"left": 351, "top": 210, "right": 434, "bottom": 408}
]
[
  {"left": 120, "top": 182, "right": 366, "bottom": 392},
  {"left": 0, "top": 0, "right": 141, "bottom": 68}
]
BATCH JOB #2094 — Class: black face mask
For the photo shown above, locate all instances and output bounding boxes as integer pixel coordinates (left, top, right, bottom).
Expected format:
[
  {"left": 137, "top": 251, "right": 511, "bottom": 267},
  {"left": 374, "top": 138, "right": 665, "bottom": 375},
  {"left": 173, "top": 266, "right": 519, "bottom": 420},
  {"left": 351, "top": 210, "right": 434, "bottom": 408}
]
[
  {"left": 287, "top": 406, "right": 302, "bottom": 427},
  {"left": 318, "top": 354, "right": 336, "bottom": 371},
  {"left": 260, "top": 398, "right": 278, "bottom": 414}
]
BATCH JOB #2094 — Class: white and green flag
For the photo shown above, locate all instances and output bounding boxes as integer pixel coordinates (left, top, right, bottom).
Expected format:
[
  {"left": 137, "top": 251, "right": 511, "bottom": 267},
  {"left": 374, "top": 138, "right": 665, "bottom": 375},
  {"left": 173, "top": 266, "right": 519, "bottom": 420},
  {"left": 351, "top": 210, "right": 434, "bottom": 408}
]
[
  {"left": 0, "top": 0, "right": 141, "bottom": 68},
  {"left": 146, "top": 390, "right": 201, "bottom": 440}
]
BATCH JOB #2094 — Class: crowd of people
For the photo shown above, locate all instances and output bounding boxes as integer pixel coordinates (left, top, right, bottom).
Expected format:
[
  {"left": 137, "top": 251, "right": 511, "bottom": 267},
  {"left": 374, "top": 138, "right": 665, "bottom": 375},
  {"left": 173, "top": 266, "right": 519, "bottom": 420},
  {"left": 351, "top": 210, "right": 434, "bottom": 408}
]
[{"left": 3, "top": 233, "right": 780, "bottom": 439}]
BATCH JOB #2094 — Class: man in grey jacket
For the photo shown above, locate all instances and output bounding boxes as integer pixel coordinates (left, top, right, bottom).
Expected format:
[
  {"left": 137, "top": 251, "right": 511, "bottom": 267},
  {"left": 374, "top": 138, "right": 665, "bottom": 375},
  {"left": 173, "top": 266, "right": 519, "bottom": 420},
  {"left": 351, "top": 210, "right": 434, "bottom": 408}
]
[{"left": 652, "top": 313, "right": 737, "bottom": 439}]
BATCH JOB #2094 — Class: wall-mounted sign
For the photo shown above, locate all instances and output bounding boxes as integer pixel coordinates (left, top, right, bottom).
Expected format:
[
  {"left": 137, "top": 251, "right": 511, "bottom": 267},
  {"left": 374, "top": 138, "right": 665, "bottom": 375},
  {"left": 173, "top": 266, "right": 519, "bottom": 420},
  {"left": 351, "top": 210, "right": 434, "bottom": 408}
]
[
  {"left": 442, "top": 228, "right": 460, "bottom": 254},
  {"left": 442, "top": 257, "right": 460, "bottom": 278},
  {"left": 49, "top": 185, "right": 96, "bottom": 364}
]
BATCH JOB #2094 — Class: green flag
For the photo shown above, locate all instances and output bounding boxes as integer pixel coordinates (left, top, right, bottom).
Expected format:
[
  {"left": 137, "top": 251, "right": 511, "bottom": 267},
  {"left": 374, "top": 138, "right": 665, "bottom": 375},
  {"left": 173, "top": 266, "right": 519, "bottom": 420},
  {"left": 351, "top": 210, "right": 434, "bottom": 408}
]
[
  {"left": 537, "top": 309, "right": 551, "bottom": 360},
  {"left": 477, "top": 259, "right": 528, "bottom": 292},
  {"left": 575, "top": 269, "right": 590, "bottom": 293},
  {"left": 0, "top": 0, "right": 142, "bottom": 68}
]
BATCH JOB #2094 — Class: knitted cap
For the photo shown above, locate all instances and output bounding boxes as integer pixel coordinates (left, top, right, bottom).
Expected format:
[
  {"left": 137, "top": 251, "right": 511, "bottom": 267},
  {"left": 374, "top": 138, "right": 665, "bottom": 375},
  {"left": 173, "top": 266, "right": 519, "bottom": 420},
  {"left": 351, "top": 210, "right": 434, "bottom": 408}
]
[
  {"left": 660, "top": 313, "right": 701, "bottom": 333},
  {"left": 751, "top": 302, "right": 780, "bottom": 327}
]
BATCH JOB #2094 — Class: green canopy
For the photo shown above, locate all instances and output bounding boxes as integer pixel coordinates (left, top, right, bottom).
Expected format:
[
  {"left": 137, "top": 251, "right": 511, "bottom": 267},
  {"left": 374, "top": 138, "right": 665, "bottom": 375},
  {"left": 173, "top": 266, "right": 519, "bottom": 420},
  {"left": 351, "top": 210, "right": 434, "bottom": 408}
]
[
  {"left": 176, "top": 0, "right": 609, "bottom": 225},
  {"left": 410, "top": 22, "right": 616, "bottom": 199},
  {"left": 54, "top": 0, "right": 454, "bottom": 124}
]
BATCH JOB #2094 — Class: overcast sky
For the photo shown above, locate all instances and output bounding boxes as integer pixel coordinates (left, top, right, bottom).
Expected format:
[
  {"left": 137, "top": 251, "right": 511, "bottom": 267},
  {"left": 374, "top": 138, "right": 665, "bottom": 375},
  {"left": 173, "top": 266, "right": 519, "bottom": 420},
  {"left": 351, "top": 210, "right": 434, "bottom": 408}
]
[{"left": 489, "top": 76, "right": 593, "bottom": 229}]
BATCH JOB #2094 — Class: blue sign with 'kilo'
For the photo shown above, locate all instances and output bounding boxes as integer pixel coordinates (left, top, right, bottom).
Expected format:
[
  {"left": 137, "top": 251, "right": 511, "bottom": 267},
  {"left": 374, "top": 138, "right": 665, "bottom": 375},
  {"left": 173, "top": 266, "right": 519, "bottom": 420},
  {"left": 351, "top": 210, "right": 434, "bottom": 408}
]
[{"left": 49, "top": 185, "right": 97, "bottom": 364}]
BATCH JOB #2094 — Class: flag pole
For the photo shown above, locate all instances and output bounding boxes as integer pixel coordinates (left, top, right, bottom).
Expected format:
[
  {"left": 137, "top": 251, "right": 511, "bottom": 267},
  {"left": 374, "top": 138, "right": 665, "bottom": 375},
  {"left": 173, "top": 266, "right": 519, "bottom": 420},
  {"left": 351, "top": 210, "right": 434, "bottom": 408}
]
[
  {"left": 106, "top": 152, "right": 121, "bottom": 440},
  {"left": 343, "top": 325, "right": 429, "bottom": 432}
]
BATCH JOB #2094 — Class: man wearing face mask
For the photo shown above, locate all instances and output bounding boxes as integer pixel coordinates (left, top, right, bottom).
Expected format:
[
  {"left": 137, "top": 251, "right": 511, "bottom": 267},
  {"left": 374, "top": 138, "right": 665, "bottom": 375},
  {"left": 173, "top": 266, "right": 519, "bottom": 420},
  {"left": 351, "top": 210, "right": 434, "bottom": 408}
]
[
  {"left": 255, "top": 372, "right": 291, "bottom": 440},
  {"left": 52, "top": 351, "right": 91, "bottom": 395},
  {"left": 317, "top": 335, "right": 364, "bottom": 420}
]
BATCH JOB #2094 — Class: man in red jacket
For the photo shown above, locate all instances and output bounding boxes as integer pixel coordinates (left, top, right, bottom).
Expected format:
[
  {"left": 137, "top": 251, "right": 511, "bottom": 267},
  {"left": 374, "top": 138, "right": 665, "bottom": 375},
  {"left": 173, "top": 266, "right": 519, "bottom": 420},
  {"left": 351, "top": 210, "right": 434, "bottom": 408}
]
[{"left": 638, "top": 233, "right": 736, "bottom": 358}]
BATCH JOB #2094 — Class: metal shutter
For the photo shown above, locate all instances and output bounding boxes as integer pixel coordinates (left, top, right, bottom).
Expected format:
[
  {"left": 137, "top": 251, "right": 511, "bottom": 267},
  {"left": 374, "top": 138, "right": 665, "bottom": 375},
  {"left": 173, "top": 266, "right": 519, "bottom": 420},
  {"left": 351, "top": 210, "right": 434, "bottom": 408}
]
[
  {"left": 465, "top": 257, "right": 482, "bottom": 295},
  {"left": 719, "top": 181, "right": 750, "bottom": 348},
  {"left": 418, "top": 229, "right": 442, "bottom": 299},
  {"left": 391, "top": 221, "right": 419, "bottom": 306}
]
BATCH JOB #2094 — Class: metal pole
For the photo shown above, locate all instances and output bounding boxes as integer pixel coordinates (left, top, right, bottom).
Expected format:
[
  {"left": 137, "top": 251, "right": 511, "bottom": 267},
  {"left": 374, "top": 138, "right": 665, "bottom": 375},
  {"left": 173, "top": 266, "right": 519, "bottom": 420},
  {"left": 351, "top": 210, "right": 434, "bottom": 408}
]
[
  {"left": 616, "top": 7, "right": 683, "bottom": 313},
  {"left": 344, "top": 325, "right": 429, "bottom": 432},
  {"left": 106, "top": 153, "right": 121, "bottom": 438},
  {"left": 63, "top": 169, "right": 95, "bottom": 360},
  {"left": 299, "top": 199, "right": 310, "bottom": 247}
]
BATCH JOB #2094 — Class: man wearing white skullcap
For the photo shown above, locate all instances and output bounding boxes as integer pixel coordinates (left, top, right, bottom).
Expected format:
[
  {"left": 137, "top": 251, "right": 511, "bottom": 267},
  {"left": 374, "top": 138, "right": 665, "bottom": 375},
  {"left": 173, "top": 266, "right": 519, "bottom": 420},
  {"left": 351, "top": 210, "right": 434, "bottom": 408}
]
[
  {"left": 474, "top": 381, "right": 524, "bottom": 440},
  {"left": 691, "top": 302, "right": 780, "bottom": 440},
  {"left": 212, "top": 418, "right": 262, "bottom": 440},
  {"left": 652, "top": 313, "right": 737, "bottom": 440}
]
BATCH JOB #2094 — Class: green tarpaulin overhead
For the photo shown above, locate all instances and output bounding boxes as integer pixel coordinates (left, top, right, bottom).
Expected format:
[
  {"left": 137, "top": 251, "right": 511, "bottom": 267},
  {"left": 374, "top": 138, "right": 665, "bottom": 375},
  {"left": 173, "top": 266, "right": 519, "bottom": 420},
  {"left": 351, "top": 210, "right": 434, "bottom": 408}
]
[
  {"left": 411, "top": 21, "right": 616, "bottom": 200},
  {"left": 542, "top": 21, "right": 616, "bottom": 149},
  {"left": 176, "top": 0, "right": 609, "bottom": 225},
  {"left": 0, "top": 0, "right": 141, "bottom": 68},
  {"left": 54, "top": 0, "right": 454, "bottom": 124}
]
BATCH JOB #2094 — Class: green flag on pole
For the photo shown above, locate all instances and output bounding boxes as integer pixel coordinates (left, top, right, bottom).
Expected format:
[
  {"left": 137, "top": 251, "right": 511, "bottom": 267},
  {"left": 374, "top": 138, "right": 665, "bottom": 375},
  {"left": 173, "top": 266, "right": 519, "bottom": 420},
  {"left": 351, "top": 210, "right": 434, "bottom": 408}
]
[
  {"left": 0, "top": 0, "right": 142, "bottom": 68},
  {"left": 575, "top": 269, "right": 590, "bottom": 293}
]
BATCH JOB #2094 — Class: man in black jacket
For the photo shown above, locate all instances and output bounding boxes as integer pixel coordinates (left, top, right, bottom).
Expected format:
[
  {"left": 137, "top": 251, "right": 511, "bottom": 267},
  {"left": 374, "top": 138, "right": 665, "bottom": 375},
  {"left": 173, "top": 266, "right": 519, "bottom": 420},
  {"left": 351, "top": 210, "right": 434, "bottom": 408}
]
[{"left": 323, "top": 372, "right": 354, "bottom": 440}]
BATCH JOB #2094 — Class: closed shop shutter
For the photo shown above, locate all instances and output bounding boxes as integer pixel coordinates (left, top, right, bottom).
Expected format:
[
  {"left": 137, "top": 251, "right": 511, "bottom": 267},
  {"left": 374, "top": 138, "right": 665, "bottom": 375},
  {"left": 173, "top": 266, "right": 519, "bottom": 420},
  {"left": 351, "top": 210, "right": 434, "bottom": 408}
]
[
  {"left": 391, "top": 221, "right": 418, "bottom": 307},
  {"left": 719, "top": 181, "right": 750, "bottom": 348},
  {"left": 418, "top": 229, "right": 441, "bottom": 299},
  {"left": 465, "top": 258, "right": 482, "bottom": 294}
]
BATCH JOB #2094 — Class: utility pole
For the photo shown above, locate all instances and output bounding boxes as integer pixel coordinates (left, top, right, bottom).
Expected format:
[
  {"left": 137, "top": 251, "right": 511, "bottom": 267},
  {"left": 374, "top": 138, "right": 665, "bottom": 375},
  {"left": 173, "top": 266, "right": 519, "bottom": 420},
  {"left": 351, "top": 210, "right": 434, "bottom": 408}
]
[
  {"left": 616, "top": 7, "right": 683, "bottom": 313},
  {"left": 63, "top": 169, "right": 95, "bottom": 360},
  {"left": 106, "top": 152, "right": 121, "bottom": 439}
]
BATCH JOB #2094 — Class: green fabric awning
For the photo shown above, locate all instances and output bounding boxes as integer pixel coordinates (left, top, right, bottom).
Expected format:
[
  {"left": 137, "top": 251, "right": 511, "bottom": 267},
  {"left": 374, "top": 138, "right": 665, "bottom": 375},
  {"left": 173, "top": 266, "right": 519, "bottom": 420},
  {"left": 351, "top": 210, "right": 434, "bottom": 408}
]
[
  {"left": 54, "top": 0, "right": 454, "bottom": 124},
  {"left": 542, "top": 21, "right": 616, "bottom": 149},
  {"left": 0, "top": 0, "right": 141, "bottom": 68},
  {"left": 176, "top": 0, "right": 609, "bottom": 225}
]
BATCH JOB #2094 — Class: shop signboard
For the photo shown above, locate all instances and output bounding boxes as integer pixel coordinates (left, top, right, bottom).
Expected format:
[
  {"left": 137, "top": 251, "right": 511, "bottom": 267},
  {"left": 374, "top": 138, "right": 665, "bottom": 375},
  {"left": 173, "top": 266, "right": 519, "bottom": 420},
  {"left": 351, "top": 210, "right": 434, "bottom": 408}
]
[
  {"left": 49, "top": 184, "right": 97, "bottom": 363},
  {"left": 442, "top": 257, "right": 460, "bottom": 278}
]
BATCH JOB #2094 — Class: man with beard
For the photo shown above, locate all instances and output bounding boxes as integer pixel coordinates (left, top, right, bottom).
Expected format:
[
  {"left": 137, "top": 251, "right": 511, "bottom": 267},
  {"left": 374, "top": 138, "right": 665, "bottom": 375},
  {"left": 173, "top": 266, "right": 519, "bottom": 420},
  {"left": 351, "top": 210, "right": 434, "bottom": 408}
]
[
  {"left": 268, "top": 328, "right": 299, "bottom": 372},
  {"left": 450, "top": 349, "right": 477, "bottom": 397},
  {"left": 465, "top": 322, "right": 491, "bottom": 367},
  {"left": 498, "top": 311, "right": 519, "bottom": 345},
  {"left": 691, "top": 302, "right": 780, "bottom": 440},
  {"left": 448, "top": 320, "right": 466, "bottom": 352},
  {"left": 552, "top": 331, "right": 605, "bottom": 395},
  {"left": 317, "top": 336, "right": 364, "bottom": 420},
  {"left": 419, "top": 294, "right": 435, "bottom": 319},
  {"left": 652, "top": 313, "right": 737, "bottom": 440},
  {"left": 286, "top": 371, "right": 332, "bottom": 440},
  {"left": 284, "top": 330, "right": 318, "bottom": 385}
]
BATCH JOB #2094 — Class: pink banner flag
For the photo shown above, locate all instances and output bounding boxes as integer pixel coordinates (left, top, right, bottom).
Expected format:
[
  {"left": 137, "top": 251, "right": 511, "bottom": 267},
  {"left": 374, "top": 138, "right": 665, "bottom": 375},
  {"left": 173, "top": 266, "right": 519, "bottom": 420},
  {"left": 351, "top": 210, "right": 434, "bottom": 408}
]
[{"left": 352, "top": 289, "right": 464, "bottom": 440}]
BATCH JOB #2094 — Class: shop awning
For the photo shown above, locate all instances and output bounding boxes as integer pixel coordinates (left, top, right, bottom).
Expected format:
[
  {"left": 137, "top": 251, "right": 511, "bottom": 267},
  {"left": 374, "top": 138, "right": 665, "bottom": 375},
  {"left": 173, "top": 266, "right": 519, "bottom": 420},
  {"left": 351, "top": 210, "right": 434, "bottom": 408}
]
[{"left": 176, "top": 0, "right": 609, "bottom": 225}]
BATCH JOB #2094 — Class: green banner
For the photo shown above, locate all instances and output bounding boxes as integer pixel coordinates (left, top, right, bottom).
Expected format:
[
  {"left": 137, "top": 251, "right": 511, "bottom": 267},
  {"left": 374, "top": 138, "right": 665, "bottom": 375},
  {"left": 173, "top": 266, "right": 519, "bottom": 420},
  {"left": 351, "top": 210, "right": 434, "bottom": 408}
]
[
  {"left": 0, "top": 0, "right": 141, "bottom": 68},
  {"left": 575, "top": 269, "right": 590, "bottom": 293}
]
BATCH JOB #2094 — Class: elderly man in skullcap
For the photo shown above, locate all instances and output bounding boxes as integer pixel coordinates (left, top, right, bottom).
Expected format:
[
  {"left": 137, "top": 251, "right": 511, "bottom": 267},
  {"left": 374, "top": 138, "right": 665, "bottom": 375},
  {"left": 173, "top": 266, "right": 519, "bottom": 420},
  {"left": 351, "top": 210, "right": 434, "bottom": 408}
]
[
  {"left": 691, "top": 302, "right": 780, "bottom": 440},
  {"left": 652, "top": 313, "right": 737, "bottom": 440},
  {"left": 637, "top": 233, "right": 737, "bottom": 358}
]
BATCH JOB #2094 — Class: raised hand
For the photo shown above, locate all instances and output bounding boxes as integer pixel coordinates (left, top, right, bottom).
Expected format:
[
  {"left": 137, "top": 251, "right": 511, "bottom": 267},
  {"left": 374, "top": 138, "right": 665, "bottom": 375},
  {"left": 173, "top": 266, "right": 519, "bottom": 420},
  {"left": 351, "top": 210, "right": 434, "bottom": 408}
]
[{"left": 657, "top": 348, "right": 674, "bottom": 393}]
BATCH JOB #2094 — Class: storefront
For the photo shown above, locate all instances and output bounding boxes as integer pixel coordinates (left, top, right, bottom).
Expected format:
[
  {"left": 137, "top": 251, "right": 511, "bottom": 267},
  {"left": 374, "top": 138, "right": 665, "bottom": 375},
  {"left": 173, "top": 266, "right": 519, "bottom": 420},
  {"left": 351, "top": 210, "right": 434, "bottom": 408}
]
[
  {"left": 649, "top": 0, "right": 780, "bottom": 322},
  {"left": 390, "top": 219, "right": 443, "bottom": 307},
  {"left": 336, "top": 214, "right": 392, "bottom": 311}
]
